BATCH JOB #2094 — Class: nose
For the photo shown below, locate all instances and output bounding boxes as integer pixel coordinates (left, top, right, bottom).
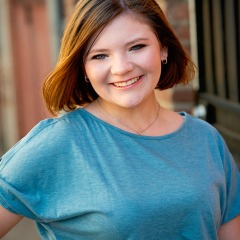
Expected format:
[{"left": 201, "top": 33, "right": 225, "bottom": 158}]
[{"left": 111, "top": 55, "right": 134, "bottom": 75}]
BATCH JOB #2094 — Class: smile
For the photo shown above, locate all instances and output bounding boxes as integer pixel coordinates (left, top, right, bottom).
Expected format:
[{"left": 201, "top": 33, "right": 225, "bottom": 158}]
[{"left": 113, "top": 77, "right": 140, "bottom": 87}]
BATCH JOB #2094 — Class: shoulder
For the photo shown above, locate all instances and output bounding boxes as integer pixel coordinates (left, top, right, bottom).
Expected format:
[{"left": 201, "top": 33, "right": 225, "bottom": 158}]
[
  {"left": 184, "top": 112, "right": 221, "bottom": 137},
  {"left": 164, "top": 110, "right": 221, "bottom": 140},
  {"left": 183, "top": 112, "right": 232, "bottom": 158},
  {"left": 0, "top": 109, "right": 87, "bottom": 171}
]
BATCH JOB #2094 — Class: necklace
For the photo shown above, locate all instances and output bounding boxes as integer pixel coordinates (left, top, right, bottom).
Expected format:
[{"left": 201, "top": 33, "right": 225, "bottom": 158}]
[{"left": 97, "top": 98, "right": 160, "bottom": 135}]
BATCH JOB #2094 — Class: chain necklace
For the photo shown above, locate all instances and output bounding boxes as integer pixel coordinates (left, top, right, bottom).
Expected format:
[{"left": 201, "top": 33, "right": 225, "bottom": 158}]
[{"left": 97, "top": 98, "right": 160, "bottom": 135}]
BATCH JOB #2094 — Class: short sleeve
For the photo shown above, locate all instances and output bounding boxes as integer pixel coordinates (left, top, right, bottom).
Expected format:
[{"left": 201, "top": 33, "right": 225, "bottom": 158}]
[
  {"left": 219, "top": 137, "right": 240, "bottom": 224},
  {"left": 0, "top": 118, "right": 64, "bottom": 222},
  {"left": 0, "top": 168, "right": 43, "bottom": 221}
]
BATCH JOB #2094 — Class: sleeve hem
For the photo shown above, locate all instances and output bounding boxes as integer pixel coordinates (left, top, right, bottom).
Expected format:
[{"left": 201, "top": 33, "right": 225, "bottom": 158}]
[
  {"left": 0, "top": 195, "right": 18, "bottom": 215},
  {"left": 221, "top": 212, "right": 240, "bottom": 225}
]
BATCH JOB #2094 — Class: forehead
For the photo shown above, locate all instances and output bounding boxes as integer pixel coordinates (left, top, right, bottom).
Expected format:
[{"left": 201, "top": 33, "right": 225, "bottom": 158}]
[
  {"left": 84, "top": 13, "right": 155, "bottom": 53},
  {"left": 102, "top": 13, "right": 152, "bottom": 34}
]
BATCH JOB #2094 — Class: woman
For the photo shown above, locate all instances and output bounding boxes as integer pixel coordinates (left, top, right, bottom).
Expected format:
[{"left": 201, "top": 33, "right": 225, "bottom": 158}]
[{"left": 0, "top": 0, "right": 239, "bottom": 239}]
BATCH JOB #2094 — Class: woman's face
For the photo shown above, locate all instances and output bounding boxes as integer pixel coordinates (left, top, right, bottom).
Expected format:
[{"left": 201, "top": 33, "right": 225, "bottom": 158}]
[{"left": 84, "top": 13, "right": 168, "bottom": 108}]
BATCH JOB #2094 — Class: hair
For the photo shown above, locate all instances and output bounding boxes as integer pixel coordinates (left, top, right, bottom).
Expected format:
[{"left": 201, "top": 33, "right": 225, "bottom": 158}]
[{"left": 42, "top": 0, "right": 196, "bottom": 116}]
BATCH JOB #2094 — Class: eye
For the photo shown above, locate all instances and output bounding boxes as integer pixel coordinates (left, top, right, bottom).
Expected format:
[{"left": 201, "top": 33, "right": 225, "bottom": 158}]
[
  {"left": 129, "top": 44, "right": 146, "bottom": 51},
  {"left": 92, "top": 54, "right": 107, "bottom": 60}
]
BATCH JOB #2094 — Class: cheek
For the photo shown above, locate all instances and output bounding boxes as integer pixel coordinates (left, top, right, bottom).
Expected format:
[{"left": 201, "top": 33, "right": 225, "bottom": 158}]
[
  {"left": 139, "top": 50, "right": 162, "bottom": 74},
  {"left": 149, "top": 48, "right": 161, "bottom": 67},
  {"left": 85, "top": 62, "right": 107, "bottom": 82}
]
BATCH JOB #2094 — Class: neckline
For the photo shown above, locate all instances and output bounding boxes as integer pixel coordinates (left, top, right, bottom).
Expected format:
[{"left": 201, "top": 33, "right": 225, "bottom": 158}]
[{"left": 76, "top": 108, "right": 187, "bottom": 140}]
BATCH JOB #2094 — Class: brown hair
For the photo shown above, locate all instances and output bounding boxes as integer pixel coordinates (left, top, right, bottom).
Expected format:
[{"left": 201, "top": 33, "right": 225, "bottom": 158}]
[{"left": 42, "top": 0, "right": 196, "bottom": 116}]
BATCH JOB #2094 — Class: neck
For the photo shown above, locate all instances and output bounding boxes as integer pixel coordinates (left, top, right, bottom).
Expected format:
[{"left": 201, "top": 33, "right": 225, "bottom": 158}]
[{"left": 97, "top": 98, "right": 160, "bottom": 135}]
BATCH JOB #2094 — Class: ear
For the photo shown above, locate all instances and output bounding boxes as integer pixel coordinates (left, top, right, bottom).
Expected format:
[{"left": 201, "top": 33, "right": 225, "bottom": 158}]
[{"left": 160, "top": 46, "right": 168, "bottom": 61}]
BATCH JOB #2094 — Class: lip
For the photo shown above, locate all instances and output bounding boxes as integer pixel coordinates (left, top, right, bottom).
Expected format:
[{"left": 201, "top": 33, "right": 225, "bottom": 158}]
[{"left": 111, "top": 76, "right": 143, "bottom": 88}]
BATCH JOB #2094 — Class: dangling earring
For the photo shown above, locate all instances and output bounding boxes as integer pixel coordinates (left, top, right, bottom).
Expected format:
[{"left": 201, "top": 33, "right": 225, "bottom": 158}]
[
  {"left": 85, "top": 76, "right": 90, "bottom": 82},
  {"left": 162, "top": 58, "right": 168, "bottom": 64}
]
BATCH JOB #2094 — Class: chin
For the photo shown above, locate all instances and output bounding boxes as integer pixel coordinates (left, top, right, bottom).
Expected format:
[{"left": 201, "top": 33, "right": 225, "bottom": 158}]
[{"left": 119, "top": 100, "right": 141, "bottom": 109}]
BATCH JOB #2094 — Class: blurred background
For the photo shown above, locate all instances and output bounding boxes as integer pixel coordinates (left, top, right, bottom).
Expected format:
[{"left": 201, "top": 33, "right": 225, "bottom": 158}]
[{"left": 0, "top": 0, "right": 239, "bottom": 239}]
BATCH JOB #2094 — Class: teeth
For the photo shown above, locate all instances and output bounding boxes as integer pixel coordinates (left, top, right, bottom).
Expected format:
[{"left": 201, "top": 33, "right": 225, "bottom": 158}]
[{"left": 114, "top": 77, "right": 140, "bottom": 87}]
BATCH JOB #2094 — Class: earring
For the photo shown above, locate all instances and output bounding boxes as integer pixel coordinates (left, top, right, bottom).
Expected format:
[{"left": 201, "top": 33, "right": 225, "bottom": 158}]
[
  {"left": 162, "top": 58, "right": 168, "bottom": 64},
  {"left": 85, "top": 76, "right": 90, "bottom": 82}
]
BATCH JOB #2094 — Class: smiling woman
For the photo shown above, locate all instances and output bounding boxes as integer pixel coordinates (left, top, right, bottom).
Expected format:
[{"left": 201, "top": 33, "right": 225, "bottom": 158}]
[
  {"left": 0, "top": 0, "right": 239, "bottom": 239},
  {"left": 84, "top": 13, "right": 165, "bottom": 110},
  {"left": 42, "top": 0, "right": 195, "bottom": 116}
]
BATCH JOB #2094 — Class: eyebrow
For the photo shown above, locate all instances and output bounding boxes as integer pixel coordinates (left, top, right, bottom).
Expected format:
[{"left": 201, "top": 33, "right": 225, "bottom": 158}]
[
  {"left": 88, "top": 37, "right": 149, "bottom": 55},
  {"left": 126, "top": 38, "right": 149, "bottom": 47}
]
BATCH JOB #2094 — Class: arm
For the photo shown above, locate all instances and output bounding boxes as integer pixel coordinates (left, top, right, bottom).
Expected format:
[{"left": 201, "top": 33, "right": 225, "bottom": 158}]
[
  {"left": 0, "top": 205, "right": 23, "bottom": 238},
  {"left": 218, "top": 215, "right": 240, "bottom": 240}
]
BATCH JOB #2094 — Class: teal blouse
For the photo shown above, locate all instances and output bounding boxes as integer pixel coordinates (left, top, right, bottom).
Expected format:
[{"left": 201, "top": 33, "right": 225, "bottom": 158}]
[{"left": 0, "top": 109, "right": 239, "bottom": 239}]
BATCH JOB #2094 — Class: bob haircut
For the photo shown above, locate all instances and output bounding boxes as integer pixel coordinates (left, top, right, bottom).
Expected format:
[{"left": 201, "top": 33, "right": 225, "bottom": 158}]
[{"left": 42, "top": 0, "right": 196, "bottom": 116}]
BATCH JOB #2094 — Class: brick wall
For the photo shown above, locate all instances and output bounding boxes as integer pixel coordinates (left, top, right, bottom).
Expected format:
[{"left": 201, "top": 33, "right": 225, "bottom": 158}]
[
  {"left": 156, "top": 0, "right": 196, "bottom": 113},
  {"left": 8, "top": 0, "right": 52, "bottom": 138}
]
